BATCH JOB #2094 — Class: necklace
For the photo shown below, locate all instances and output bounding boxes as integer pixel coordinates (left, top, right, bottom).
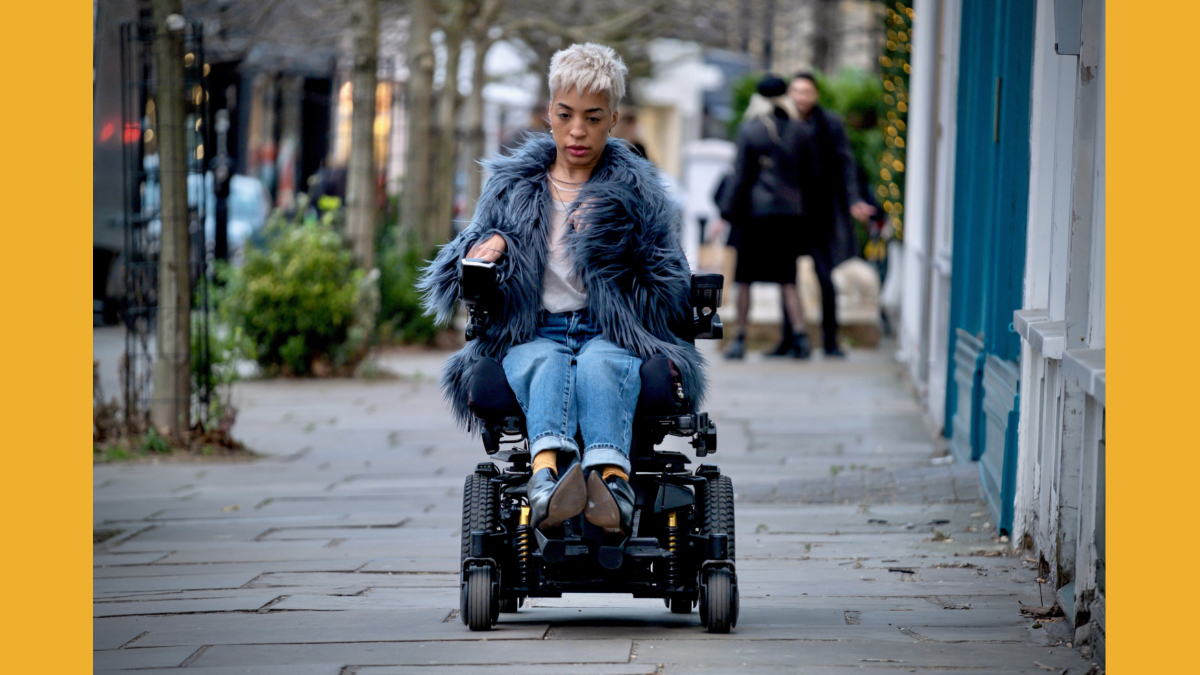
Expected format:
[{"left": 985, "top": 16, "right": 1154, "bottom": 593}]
[{"left": 547, "top": 175, "right": 583, "bottom": 193}]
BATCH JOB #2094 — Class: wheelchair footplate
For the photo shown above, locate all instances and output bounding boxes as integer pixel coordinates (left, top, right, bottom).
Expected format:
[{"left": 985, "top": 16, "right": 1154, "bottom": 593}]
[{"left": 534, "top": 517, "right": 634, "bottom": 570}]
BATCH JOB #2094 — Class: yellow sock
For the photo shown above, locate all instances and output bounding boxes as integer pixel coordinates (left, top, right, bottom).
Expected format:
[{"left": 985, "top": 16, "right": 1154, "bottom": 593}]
[
  {"left": 601, "top": 466, "right": 629, "bottom": 482},
  {"left": 532, "top": 451, "right": 558, "bottom": 476}
]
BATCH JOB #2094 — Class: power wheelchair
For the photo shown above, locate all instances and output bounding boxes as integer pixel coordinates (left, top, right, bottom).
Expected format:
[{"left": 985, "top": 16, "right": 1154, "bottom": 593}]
[{"left": 456, "top": 259, "right": 738, "bottom": 633}]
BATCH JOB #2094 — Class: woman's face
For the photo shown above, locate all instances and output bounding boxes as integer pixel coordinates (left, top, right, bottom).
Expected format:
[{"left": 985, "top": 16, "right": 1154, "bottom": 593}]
[{"left": 548, "top": 87, "right": 617, "bottom": 169}]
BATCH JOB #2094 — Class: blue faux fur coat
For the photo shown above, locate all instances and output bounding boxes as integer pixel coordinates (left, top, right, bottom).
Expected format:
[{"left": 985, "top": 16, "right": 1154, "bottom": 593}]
[{"left": 418, "top": 133, "right": 706, "bottom": 431}]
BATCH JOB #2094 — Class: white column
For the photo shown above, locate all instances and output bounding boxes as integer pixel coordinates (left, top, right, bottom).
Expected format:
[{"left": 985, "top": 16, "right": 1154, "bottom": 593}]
[
  {"left": 897, "top": 0, "right": 941, "bottom": 392},
  {"left": 923, "top": 0, "right": 962, "bottom": 433}
]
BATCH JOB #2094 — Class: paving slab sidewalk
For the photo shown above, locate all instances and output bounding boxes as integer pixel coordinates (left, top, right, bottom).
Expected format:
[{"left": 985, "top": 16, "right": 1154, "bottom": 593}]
[{"left": 94, "top": 341, "right": 1096, "bottom": 673}]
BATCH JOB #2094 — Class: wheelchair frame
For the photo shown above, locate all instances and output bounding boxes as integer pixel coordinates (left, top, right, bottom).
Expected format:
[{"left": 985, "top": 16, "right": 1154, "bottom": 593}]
[{"left": 456, "top": 259, "right": 739, "bottom": 633}]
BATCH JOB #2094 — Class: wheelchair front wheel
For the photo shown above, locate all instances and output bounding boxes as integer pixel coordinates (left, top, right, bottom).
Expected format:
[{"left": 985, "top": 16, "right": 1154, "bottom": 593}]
[
  {"left": 464, "top": 565, "right": 497, "bottom": 631},
  {"left": 701, "top": 567, "right": 738, "bottom": 633}
]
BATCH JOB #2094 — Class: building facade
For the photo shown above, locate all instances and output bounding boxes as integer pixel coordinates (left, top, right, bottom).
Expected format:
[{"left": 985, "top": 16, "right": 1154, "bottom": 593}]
[{"left": 899, "top": 0, "right": 1105, "bottom": 658}]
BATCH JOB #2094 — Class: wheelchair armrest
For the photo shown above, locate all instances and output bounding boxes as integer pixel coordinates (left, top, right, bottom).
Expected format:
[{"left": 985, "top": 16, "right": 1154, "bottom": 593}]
[{"left": 635, "top": 354, "right": 684, "bottom": 418}]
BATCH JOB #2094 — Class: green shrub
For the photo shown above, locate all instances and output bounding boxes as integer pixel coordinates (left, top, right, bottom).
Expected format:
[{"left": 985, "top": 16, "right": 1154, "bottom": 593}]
[
  {"left": 222, "top": 212, "right": 364, "bottom": 375},
  {"left": 140, "top": 428, "right": 172, "bottom": 454},
  {"left": 377, "top": 230, "right": 439, "bottom": 345}
]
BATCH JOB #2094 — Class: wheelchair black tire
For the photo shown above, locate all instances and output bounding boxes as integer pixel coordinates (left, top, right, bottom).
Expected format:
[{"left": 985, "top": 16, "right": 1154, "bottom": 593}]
[
  {"left": 460, "top": 474, "right": 497, "bottom": 561},
  {"left": 464, "top": 565, "right": 496, "bottom": 631},
  {"left": 499, "top": 597, "right": 520, "bottom": 613},
  {"left": 702, "top": 567, "right": 737, "bottom": 633},
  {"left": 699, "top": 475, "right": 736, "bottom": 561}
]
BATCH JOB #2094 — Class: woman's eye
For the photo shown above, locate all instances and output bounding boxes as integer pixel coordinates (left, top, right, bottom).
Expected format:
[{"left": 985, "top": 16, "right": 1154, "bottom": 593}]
[
  {"left": 588, "top": 117, "right": 601, "bottom": 123},
  {"left": 558, "top": 113, "right": 570, "bottom": 120}
]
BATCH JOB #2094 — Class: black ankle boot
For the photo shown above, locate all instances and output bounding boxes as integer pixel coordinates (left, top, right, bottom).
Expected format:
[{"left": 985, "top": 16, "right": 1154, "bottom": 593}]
[
  {"left": 584, "top": 471, "right": 635, "bottom": 534},
  {"left": 528, "top": 463, "right": 586, "bottom": 531},
  {"left": 790, "top": 332, "right": 812, "bottom": 359}
]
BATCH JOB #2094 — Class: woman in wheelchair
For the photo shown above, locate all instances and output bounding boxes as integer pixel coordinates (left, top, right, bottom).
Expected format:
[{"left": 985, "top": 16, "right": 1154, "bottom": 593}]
[{"left": 418, "top": 43, "right": 706, "bottom": 536}]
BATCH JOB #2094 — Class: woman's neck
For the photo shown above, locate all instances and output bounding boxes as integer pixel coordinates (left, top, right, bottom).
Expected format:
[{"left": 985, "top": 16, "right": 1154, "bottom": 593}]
[{"left": 548, "top": 158, "right": 597, "bottom": 185}]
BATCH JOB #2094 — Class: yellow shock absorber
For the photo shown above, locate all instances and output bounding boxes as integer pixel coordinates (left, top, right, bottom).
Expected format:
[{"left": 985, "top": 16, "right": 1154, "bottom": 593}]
[
  {"left": 516, "top": 506, "right": 531, "bottom": 587},
  {"left": 666, "top": 510, "right": 681, "bottom": 590}
]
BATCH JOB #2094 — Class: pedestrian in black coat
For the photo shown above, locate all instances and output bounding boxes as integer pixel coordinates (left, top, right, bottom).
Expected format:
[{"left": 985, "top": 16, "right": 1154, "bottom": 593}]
[
  {"left": 786, "top": 72, "right": 877, "bottom": 357},
  {"left": 716, "top": 75, "right": 814, "bottom": 360}
]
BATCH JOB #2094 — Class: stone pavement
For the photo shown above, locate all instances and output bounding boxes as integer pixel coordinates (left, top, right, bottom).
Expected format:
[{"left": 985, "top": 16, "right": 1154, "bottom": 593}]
[{"left": 94, "top": 342, "right": 1097, "bottom": 674}]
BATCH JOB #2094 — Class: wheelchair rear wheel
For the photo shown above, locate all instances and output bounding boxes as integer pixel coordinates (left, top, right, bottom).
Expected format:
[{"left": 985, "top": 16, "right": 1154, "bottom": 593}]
[{"left": 460, "top": 474, "right": 497, "bottom": 560}]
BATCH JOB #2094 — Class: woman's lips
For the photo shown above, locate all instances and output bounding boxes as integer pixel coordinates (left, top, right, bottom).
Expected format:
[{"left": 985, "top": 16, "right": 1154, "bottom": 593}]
[{"left": 567, "top": 145, "right": 589, "bottom": 157}]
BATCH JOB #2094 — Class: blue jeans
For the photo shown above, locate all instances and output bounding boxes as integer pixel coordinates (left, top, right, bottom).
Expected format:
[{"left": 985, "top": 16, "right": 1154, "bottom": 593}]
[{"left": 503, "top": 309, "right": 641, "bottom": 474}]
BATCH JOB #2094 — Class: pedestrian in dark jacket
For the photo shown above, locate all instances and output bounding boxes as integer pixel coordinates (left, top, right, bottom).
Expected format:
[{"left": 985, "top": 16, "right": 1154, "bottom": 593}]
[
  {"left": 787, "top": 72, "right": 877, "bottom": 357},
  {"left": 717, "top": 75, "right": 814, "bottom": 360}
]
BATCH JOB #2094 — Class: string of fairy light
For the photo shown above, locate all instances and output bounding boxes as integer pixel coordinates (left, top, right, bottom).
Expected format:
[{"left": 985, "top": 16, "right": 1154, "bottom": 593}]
[{"left": 877, "top": 0, "right": 913, "bottom": 244}]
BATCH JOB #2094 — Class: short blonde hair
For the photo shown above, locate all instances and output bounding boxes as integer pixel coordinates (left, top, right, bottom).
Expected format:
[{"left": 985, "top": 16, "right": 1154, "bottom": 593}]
[{"left": 547, "top": 43, "right": 628, "bottom": 109}]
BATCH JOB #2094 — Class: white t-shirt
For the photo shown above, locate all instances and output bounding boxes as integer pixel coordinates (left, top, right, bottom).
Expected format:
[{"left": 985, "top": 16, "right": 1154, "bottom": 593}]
[{"left": 542, "top": 198, "right": 589, "bottom": 313}]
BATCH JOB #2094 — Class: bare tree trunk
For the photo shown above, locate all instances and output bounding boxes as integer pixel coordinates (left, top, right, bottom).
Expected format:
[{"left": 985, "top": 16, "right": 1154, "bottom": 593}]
[
  {"left": 402, "top": 0, "right": 437, "bottom": 252},
  {"left": 811, "top": 0, "right": 840, "bottom": 75},
  {"left": 429, "top": 3, "right": 474, "bottom": 246},
  {"left": 462, "top": 38, "right": 489, "bottom": 223},
  {"left": 151, "top": 0, "right": 190, "bottom": 441},
  {"left": 346, "top": 0, "right": 380, "bottom": 269},
  {"left": 462, "top": 1, "right": 500, "bottom": 223}
]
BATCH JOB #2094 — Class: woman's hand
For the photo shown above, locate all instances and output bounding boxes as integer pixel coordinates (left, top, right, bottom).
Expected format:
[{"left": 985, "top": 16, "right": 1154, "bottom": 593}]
[{"left": 466, "top": 233, "right": 508, "bottom": 263}]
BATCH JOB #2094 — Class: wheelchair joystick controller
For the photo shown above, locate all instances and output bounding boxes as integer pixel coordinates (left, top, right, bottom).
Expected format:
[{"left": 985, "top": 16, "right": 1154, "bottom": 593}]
[
  {"left": 690, "top": 274, "right": 724, "bottom": 340},
  {"left": 461, "top": 258, "right": 501, "bottom": 341}
]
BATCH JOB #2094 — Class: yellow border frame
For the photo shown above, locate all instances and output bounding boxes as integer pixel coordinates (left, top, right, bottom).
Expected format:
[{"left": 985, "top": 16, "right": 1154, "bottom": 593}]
[
  {"left": 0, "top": 0, "right": 1188, "bottom": 670},
  {"left": 3, "top": 0, "right": 92, "bottom": 669},
  {"left": 1109, "top": 1, "right": 1197, "bottom": 672}
]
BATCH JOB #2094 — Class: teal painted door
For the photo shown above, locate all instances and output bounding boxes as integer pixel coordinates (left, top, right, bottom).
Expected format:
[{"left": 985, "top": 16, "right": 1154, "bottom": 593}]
[{"left": 944, "top": 0, "right": 1035, "bottom": 533}]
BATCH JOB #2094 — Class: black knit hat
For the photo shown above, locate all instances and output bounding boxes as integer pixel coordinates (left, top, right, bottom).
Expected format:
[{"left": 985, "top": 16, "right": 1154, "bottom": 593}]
[{"left": 756, "top": 75, "right": 787, "bottom": 98}]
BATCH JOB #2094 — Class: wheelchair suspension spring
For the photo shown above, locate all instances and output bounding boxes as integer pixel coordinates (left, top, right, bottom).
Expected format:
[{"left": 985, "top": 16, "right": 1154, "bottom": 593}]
[
  {"left": 666, "top": 511, "right": 683, "bottom": 591},
  {"left": 516, "top": 506, "right": 532, "bottom": 588}
]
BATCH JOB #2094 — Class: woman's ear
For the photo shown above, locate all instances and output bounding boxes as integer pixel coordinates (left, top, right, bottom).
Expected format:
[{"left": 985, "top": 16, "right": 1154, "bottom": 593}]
[{"left": 609, "top": 109, "right": 619, "bottom": 134}]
